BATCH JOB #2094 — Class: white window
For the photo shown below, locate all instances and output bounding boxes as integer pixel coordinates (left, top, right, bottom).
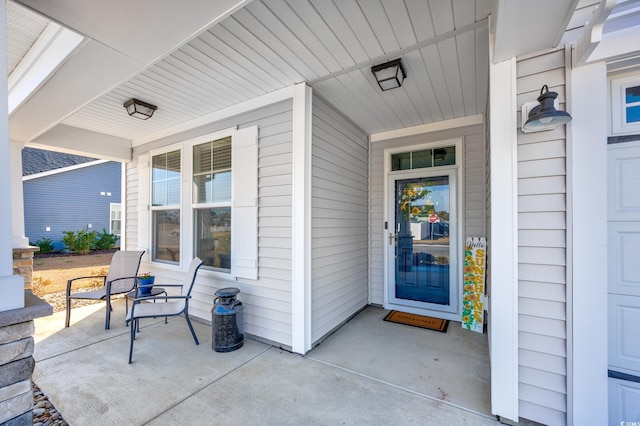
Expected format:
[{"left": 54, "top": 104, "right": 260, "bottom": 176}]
[
  {"left": 193, "top": 136, "right": 232, "bottom": 271},
  {"left": 151, "top": 149, "right": 181, "bottom": 264},
  {"left": 611, "top": 75, "right": 640, "bottom": 135},
  {"left": 149, "top": 127, "right": 258, "bottom": 279},
  {"left": 390, "top": 146, "right": 456, "bottom": 171},
  {"left": 109, "top": 203, "right": 121, "bottom": 236}
]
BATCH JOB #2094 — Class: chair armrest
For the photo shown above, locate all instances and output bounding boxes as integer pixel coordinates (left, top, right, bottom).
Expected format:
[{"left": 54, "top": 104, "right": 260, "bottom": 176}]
[
  {"left": 105, "top": 275, "right": 139, "bottom": 295},
  {"left": 66, "top": 275, "right": 106, "bottom": 296},
  {"left": 132, "top": 294, "right": 189, "bottom": 303},
  {"left": 108, "top": 276, "right": 138, "bottom": 283}
]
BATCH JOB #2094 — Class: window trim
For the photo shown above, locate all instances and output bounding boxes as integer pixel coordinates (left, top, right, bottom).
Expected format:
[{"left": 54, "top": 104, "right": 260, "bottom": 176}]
[
  {"left": 148, "top": 127, "right": 237, "bottom": 271},
  {"left": 611, "top": 74, "right": 640, "bottom": 135},
  {"left": 109, "top": 203, "right": 121, "bottom": 236},
  {"left": 191, "top": 135, "right": 232, "bottom": 272},
  {"left": 149, "top": 147, "right": 183, "bottom": 265},
  {"left": 390, "top": 145, "right": 457, "bottom": 171}
]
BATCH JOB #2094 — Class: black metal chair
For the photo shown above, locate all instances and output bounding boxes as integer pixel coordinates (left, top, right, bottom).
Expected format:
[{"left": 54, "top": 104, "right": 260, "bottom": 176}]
[
  {"left": 65, "top": 250, "right": 144, "bottom": 329},
  {"left": 126, "top": 257, "right": 204, "bottom": 363}
]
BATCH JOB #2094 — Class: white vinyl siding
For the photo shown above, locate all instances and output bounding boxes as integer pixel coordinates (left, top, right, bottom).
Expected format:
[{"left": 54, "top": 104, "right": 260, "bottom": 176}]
[
  {"left": 311, "top": 96, "right": 369, "bottom": 344},
  {"left": 516, "top": 48, "right": 568, "bottom": 426},
  {"left": 464, "top": 132, "right": 486, "bottom": 237},
  {"left": 369, "top": 124, "right": 486, "bottom": 306},
  {"left": 129, "top": 100, "right": 294, "bottom": 348},
  {"left": 124, "top": 162, "right": 139, "bottom": 251}
]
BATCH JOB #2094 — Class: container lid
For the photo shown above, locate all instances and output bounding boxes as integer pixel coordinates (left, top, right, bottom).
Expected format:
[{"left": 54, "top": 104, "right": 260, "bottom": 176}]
[{"left": 215, "top": 287, "right": 240, "bottom": 298}]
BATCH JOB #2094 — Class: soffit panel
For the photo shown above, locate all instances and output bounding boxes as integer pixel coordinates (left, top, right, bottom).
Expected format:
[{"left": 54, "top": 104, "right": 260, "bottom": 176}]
[
  {"left": 58, "top": 0, "right": 491, "bottom": 140},
  {"left": 6, "top": 0, "right": 49, "bottom": 74},
  {"left": 311, "top": 25, "right": 489, "bottom": 136}
]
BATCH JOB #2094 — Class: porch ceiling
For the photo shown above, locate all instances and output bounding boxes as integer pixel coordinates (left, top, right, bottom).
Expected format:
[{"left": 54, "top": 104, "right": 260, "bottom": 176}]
[{"left": 7, "top": 0, "right": 595, "bottom": 156}]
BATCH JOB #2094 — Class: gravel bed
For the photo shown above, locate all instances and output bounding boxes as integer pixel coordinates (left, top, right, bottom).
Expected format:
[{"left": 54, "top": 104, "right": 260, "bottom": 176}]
[{"left": 32, "top": 382, "right": 67, "bottom": 426}]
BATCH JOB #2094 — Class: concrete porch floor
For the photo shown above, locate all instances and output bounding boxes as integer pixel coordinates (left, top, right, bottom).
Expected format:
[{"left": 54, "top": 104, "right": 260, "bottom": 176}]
[{"left": 33, "top": 301, "right": 498, "bottom": 425}]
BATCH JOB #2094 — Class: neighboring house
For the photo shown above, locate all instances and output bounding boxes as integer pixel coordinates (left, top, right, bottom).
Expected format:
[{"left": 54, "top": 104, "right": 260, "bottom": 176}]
[
  {"left": 2, "top": 2, "right": 640, "bottom": 425},
  {"left": 22, "top": 148, "right": 122, "bottom": 250}
]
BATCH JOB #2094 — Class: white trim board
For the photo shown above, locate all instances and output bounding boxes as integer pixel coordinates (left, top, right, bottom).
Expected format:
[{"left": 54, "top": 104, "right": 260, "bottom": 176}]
[
  {"left": 488, "top": 41, "right": 519, "bottom": 422},
  {"left": 8, "top": 22, "right": 84, "bottom": 115},
  {"left": 568, "top": 58, "right": 608, "bottom": 426},
  {"left": 22, "top": 159, "right": 109, "bottom": 181},
  {"left": 370, "top": 115, "right": 484, "bottom": 143},
  {"left": 0, "top": 3, "right": 24, "bottom": 306},
  {"left": 291, "top": 82, "right": 313, "bottom": 354}
]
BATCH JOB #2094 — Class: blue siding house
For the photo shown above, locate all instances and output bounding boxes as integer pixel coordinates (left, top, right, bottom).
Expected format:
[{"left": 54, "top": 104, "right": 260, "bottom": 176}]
[{"left": 23, "top": 148, "right": 122, "bottom": 251}]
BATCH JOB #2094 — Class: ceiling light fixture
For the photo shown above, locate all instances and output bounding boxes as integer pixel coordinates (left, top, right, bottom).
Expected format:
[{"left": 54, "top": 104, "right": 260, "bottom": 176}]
[
  {"left": 522, "top": 85, "right": 572, "bottom": 132},
  {"left": 371, "top": 58, "right": 406, "bottom": 91},
  {"left": 123, "top": 98, "right": 157, "bottom": 120}
]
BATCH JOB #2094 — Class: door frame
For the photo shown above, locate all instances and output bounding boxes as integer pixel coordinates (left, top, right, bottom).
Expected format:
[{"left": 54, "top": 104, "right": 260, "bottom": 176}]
[{"left": 383, "top": 138, "right": 463, "bottom": 321}]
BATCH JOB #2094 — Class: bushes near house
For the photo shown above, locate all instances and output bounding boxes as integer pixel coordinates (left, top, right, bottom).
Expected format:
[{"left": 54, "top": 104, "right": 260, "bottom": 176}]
[
  {"left": 62, "top": 228, "right": 97, "bottom": 254},
  {"left": 95, "top": 228, "right": 119, "bottom": 250},
  {"left": 37, "top": 228, "right": 119, "bottom": 255},
  {"left": 33, "top": 237, "right": 54, "bottom": 254}
]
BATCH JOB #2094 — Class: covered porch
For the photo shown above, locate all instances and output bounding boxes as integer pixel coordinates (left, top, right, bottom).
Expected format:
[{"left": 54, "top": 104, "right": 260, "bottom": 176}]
[
  {"left": 2, "top": 0, "right": 632, "bottom": 424},
  {"left": 34, "top": 301, "right": 493, "bottom": 425}
]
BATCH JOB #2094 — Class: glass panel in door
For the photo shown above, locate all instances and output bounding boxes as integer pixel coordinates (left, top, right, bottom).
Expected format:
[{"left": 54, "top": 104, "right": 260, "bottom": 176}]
[{"left": 394, "top": 176, "right": 451, "bottom": 305}]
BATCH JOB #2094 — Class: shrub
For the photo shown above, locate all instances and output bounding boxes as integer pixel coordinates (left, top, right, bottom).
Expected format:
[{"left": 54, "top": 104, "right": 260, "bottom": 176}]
[
  {"left": 95, "top": 228, "right": 119, "bottom": 250},
  {"left": 62, "top": 228, "right": 97, "bottom": 254},
  {"left": 33, "top": 237, "right": 54, "bottom": 254}
]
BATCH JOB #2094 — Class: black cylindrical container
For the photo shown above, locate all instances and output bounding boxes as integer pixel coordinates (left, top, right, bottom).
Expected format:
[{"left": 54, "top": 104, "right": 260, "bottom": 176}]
[{"left": 212, "top": 287, "right": 244, "bottom": 352}]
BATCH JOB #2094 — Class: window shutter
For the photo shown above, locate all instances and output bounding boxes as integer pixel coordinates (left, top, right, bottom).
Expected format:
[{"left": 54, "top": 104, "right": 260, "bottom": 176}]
[{"left": 231, "top": 126, "right": 258, "bottom": 280}]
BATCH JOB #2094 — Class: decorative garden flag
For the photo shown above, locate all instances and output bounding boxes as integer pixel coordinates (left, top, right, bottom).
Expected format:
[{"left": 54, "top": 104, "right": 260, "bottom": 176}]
[{"left": 462, "top": 237, "right": 487, "bottom": 333}]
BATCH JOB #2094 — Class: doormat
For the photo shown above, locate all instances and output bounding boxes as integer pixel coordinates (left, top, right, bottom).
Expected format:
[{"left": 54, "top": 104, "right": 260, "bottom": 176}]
[{"left": 383, "top": 311, "right": 449, "bottom": 333}]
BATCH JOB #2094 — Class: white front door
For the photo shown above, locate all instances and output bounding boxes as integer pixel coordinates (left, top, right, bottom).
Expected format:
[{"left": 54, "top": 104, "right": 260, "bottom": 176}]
[
  {"left": 608, "top": 141, "right": 640, "bottom": 424},
  {"left": 385, "top": 168, "right": 459, "bottom": 319}
]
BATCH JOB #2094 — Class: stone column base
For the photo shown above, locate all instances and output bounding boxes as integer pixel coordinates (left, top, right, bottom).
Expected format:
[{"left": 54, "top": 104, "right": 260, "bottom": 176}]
[
  {"left": 0, "top": 293, "right": 52, "bottom": 426},
  {"left": 12, "top": 247, "right": 39, "bottom": 292}
]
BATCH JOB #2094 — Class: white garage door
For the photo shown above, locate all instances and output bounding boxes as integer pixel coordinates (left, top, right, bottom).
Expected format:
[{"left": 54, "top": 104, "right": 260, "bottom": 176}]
[{"left": 608, "top": 142, "right": 640, "bottom": 424}]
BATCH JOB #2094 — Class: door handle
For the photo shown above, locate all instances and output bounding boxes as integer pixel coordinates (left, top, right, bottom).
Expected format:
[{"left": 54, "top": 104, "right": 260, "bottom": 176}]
[{"left": 389, "top": 232, "right": 398, "bottom": 246}]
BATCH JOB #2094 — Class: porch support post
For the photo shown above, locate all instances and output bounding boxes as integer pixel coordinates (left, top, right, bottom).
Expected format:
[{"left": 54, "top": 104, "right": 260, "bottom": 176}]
[
  {"left": 0, "top": 0, "right": 25, "bottom": 311},
  {"left": 566, "top": 57, "right": 607, "bottom": 425},
  {"left": 291, "top": 82, "right": 312, "bottom": 354},
  {"left": 10, "top": 140, "right": 30, "bottom": 248},
  {"left": 488, "top": 42, "right": 519, "bottom": 421}
]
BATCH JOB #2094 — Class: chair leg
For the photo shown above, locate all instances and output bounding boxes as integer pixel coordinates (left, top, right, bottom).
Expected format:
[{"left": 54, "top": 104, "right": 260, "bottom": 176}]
[
  {"left": 65, "top": 296, "right": 71, "bottom": 328},
  {"left": 105, "top": 297, "right": 111, "bottom": 330},
  {"left": 164, "top": 291, "right": 168, "bottom": 324},
  {"left": 184, "top": 311, "right": 199, "bottom": 345},
  {"left": 128, "top": 317, "right": 136, "bottom": 364}
]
